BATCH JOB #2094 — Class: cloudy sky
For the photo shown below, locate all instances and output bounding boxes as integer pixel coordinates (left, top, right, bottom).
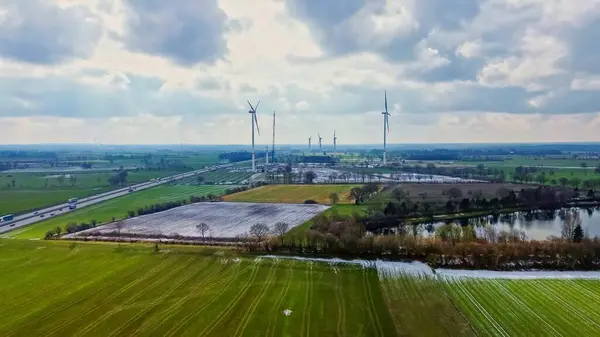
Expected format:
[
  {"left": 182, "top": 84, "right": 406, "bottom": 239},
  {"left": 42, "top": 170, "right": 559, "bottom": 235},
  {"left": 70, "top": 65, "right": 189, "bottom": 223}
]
[{"left": 1, "top": 0, "right": 600, "bottom": 145}]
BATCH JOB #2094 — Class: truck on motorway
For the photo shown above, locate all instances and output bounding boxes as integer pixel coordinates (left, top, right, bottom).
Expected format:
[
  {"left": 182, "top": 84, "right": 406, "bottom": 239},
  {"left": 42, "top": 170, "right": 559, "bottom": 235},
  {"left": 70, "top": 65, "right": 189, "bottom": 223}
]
[
  {"left": 0, "top": 214, "right": 14, "bottom": 223},
  {"left": 69, "top": 204, "right": 77, "bottom": 210}
]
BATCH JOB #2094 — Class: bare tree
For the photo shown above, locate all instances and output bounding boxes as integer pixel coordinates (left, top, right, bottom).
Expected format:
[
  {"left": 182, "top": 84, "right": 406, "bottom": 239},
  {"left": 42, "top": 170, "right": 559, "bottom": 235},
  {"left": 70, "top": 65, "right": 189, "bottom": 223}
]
[
  {"left": 196, "top": 222, "right": 210, "bottom": 242},
  {"left": 250, "top": 223, "right": 270, "bottom": 242},
  {"left": 115, "top": 221, "right": 124, "bottom": 236},
  {"left": 329, "top": 192, "right": 340, "bottom": 205},
  {"left": 561, "top": 210, "right": 582, "bottom": 241},
  {"left": 273, "top": 222, "right": 289, "bottom": 245},
  {"left": 69, "top": 174, "right": 77, "bottom": 186}
]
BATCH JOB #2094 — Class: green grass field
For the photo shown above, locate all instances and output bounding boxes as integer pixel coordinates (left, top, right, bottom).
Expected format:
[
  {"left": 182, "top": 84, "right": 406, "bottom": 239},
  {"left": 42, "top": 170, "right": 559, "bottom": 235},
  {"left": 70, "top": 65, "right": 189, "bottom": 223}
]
[
  {"left": 178, "top": 171, "right": 255, "bottom": 185},
  {"left": 380, "top": 274, "right": 476, "bottom": 336},
  {"left": 0, "top": 170, "right": 184, "bottom": 215},
  {"left": 3, "top": 185, "right": 233, "bottom": 240},
  {"left": 2, "top": 240, "right": 599, "bottom": 336},
  {"left": 223, "top": 184, "right": 360, "bottom": 205},
  {"left": 443, "top": 278, "right": 600, "bottom": 336},
  {"left": 0, "top": 240, "right": 395, "bottom": 337},
  {"left": 179, "top": 153, "right": 222, "bottom": 169},
  {"left": 452, "top": 156, "right": 600, "bottom": 168}
]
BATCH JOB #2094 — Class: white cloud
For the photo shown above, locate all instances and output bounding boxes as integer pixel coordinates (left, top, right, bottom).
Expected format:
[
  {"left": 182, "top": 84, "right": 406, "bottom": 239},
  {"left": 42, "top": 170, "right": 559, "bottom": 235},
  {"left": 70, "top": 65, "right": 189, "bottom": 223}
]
[
  {"left": 571, "top": 75, "right": 600, "bottom": 91},
  {"left": 455, "top": 40, "right": 482, "bottom": 58},
  {"left": 0, "top": 0, "right": 599, "bottom": 144},
  {"left": 294, "top": 100, "right": 310, "bottom": 111}
]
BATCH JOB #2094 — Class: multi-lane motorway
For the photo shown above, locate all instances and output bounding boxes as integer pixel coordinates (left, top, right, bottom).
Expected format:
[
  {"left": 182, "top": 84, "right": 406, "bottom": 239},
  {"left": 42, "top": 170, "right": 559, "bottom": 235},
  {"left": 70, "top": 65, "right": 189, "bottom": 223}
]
[{"left": 0, "top": 163, "right": 238, "bottom": 234}]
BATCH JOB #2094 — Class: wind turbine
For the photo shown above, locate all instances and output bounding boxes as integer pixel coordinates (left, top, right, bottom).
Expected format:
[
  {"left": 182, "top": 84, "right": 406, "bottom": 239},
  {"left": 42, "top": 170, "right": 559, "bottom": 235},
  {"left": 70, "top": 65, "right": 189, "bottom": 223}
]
[
  {"left": 308, "top": 136, "right": 312, "bottom": 151},
  {"left": 247, "top": 100, "right": 261, "bottom": 171},
  {"left": 318, "top": 133, "right": 323, "bottom": 151},
  {"left": 333, "top": 130, "right": 337, "bottom": 156},
  {"left": 382, "top": 90, "right": 390, "bottom": 166}
]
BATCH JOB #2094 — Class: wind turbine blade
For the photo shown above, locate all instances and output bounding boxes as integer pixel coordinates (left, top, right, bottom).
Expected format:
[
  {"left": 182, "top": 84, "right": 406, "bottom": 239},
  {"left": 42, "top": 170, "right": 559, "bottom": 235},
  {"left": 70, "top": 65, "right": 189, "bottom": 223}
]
[
  {"left": 254, "top": 100, "right": 261, "bottom": 111},
  {"left": 384, "top": 90, "right": 388, "bottom": 113},
  {"left": 247, "top": 100, "right": 254, "bottom": 111},
  {"left": 254, "top": 113, "right": 260, "bottom": 135},
  {"left": 387, "top": 117, "right": 390, "bottom": 133}
]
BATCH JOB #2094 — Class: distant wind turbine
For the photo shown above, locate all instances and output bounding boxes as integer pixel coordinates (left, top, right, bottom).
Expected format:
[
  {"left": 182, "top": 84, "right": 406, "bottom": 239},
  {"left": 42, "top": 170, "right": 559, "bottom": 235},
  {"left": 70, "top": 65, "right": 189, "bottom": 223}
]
[
  {"left": 333, "top": 130, "right": 337, "bottom": 156},
  {"left": 318, "top": 133, "right": 322, "bottom": 151},
  {"left": 247, "top": 100, "right": 261, "bottom": 171},
  {"left": 308, "top": 136, "right": 312, "bottom": 151},
  {"left": 382, "top": 90, "right": 390, "bottom": 166}
]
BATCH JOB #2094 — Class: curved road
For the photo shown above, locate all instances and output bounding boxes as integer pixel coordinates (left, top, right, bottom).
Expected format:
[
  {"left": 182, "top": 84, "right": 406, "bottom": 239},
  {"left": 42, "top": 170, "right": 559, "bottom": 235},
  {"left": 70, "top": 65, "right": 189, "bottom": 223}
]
[{"left": 0, "top": 162, "right": 242, "bottom": 234}]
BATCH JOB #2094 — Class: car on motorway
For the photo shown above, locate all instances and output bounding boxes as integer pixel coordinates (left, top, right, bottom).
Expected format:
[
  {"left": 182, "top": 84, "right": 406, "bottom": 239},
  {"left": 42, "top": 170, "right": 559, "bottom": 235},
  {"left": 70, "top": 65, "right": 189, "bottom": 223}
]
[
  {"left": 34, "top": 211, "right": 38, "bottom": 215},
  {"left": 50, "top": 213, "right": 55, "bottom": 216},
  {"left": 40, "top": 214, "right": 44, "bottom": 217}
]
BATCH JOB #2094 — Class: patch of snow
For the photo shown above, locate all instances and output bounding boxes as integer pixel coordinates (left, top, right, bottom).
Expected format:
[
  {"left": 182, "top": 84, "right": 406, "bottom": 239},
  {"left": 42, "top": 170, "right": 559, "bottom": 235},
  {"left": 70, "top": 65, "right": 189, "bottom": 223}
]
[
  {"left": 436, "top": 269, "right": 600, "bottom": 280},
  {"left": 262, "top": 255, "right": 433, "bottom": 277}
]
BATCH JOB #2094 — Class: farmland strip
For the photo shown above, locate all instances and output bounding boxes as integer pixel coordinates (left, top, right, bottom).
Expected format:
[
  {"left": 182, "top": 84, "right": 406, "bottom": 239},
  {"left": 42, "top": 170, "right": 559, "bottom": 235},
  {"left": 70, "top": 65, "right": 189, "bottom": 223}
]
[
  {"left": 490, "top": 279, "right": 562, "bottom": 337},
  {"left": 362, "top": 268, "right": 383, "bottom": 337},
  {"left": 266, "top": 260, "right": 296, "bottom": 337},
  {"left": 453, "top": 279, "right": 509, "bottom": 337},
  {"left": 233, "top": 259, "right": 279, "bottom": 337},
  {"left": 335, "top": 265, "right": 346, "bottom": 337},
  {"left": 164, "top": 261, "right": 248, "bottom": 337},
  {"left": 197, "top": 259, "right": 262, "bottom": 337},
  {"left": 132, "top": 259, "right": 227, "bottom": 336},
  {"left": 301, "top": 262, "right": 313, "bottom": 337},
  {"left": 3, "top": 256, "right": 164, "bottom": 334},
  {"left": 108, "top": 257, "right": 206, "bottom": 336},
  {"left": 71, "top": 256, "right": 193, "bottom": 337}
]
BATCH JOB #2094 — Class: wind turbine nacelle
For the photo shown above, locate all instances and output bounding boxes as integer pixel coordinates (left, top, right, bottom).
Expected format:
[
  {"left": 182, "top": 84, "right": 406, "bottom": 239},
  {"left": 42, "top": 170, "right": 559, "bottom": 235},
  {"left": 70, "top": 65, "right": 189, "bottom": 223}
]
[{"left": 249, "top": 110, "right": 254, "bottom": 114}]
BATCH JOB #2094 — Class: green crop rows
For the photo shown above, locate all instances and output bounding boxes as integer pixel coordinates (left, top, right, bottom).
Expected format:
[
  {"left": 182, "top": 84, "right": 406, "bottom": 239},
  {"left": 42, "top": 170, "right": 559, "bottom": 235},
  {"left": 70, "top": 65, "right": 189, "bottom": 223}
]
[
  {"left": 443, "top": 278, "right": 600, "bottom": 336},
  {"left": 2, "top": 239, "right": 599, "bottom": 336},
  {"left": 0, "top": 240, "right": 395, "bottom": 337}
]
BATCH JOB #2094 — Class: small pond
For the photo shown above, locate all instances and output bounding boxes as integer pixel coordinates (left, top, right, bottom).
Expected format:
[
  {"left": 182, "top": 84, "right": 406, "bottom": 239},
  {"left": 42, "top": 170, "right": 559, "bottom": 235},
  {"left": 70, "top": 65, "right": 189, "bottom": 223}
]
[{"left": 378, "top": 207, "right": 600, "bottom": 241}]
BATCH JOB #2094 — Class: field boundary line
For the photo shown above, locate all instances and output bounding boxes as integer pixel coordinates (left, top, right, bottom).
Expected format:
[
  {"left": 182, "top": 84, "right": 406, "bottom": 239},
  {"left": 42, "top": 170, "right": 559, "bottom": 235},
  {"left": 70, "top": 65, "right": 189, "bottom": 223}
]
[
  {"left": 108, "top": 257, "right": 206, "bottom": 337},
  {"left": 490, "top": 280, "right": 562, "bottom": 337},
  {"left": 537, "top": 281, "right": 600, "bottom": 331},
  {"left": 300, "top": 261, "right": 313, "bottom": 337},
  {"left": 164, "top": 261, "right": 250, "bottom": 337},
  {"left": 233, "top": 259, "right": 280, "bottom": 337},
  {"left": 197, "top": 260, "right": 262, "bottom": 337},
  {"left": 1, "top": 256, "right": 120, "bottom": 316},
  {"left": 436, "top": 277, "right": 479, "bottom": 337},
  {"left": 363, "top": 268, "right": 383, "bottom": 337},
  {"left": 70, "top": 256, "right": 187, "bottom": 337},
  {"left": 455, "top": 279, "right": 509, "bottom": 337},
  {"left": 2, "top": 256, "right": 157, "bottom": 334},
  {"left": 566, "top": 280, "right": 600, "bottom": 302},
  {"left": 266, "top": 260, "right": 296, "bottom": 337},
  {"left": 132, "top": 258, "right": 227, "bottom": 336},
  {"left": 335, "top": 265, "right": 346, "bottom": 337}
]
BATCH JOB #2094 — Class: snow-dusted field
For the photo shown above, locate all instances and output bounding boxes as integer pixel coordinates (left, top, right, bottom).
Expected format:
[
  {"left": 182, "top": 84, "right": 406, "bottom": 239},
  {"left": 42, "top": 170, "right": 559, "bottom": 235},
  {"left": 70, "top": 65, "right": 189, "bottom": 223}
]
[{"left": 73, "top": 202, "right": 329, "bottom": 239}]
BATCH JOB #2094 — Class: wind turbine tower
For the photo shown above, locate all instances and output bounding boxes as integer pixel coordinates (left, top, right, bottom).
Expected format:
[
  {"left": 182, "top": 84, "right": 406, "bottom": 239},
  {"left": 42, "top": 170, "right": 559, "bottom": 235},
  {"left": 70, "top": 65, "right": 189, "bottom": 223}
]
[
  {"left": 382, "top": 90, "right": 391, "bottom": 166},
  {"left": 247, "top": 100, "right": 261, "bottom": 171},
  {"left": 318, "top": 133, "right": 323, "bottom": 151},
  {"left": 265, "top": 146, "right": 269, "bottom": 165},
  {"left": 272, "top": 111, "right": 276, "bottom": 162},
  {"left": 333, "top": 130, "right": 337, "bottom": 156},
  {"left": 308, "top": 136, "right": 312, "bottom": 151}
]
